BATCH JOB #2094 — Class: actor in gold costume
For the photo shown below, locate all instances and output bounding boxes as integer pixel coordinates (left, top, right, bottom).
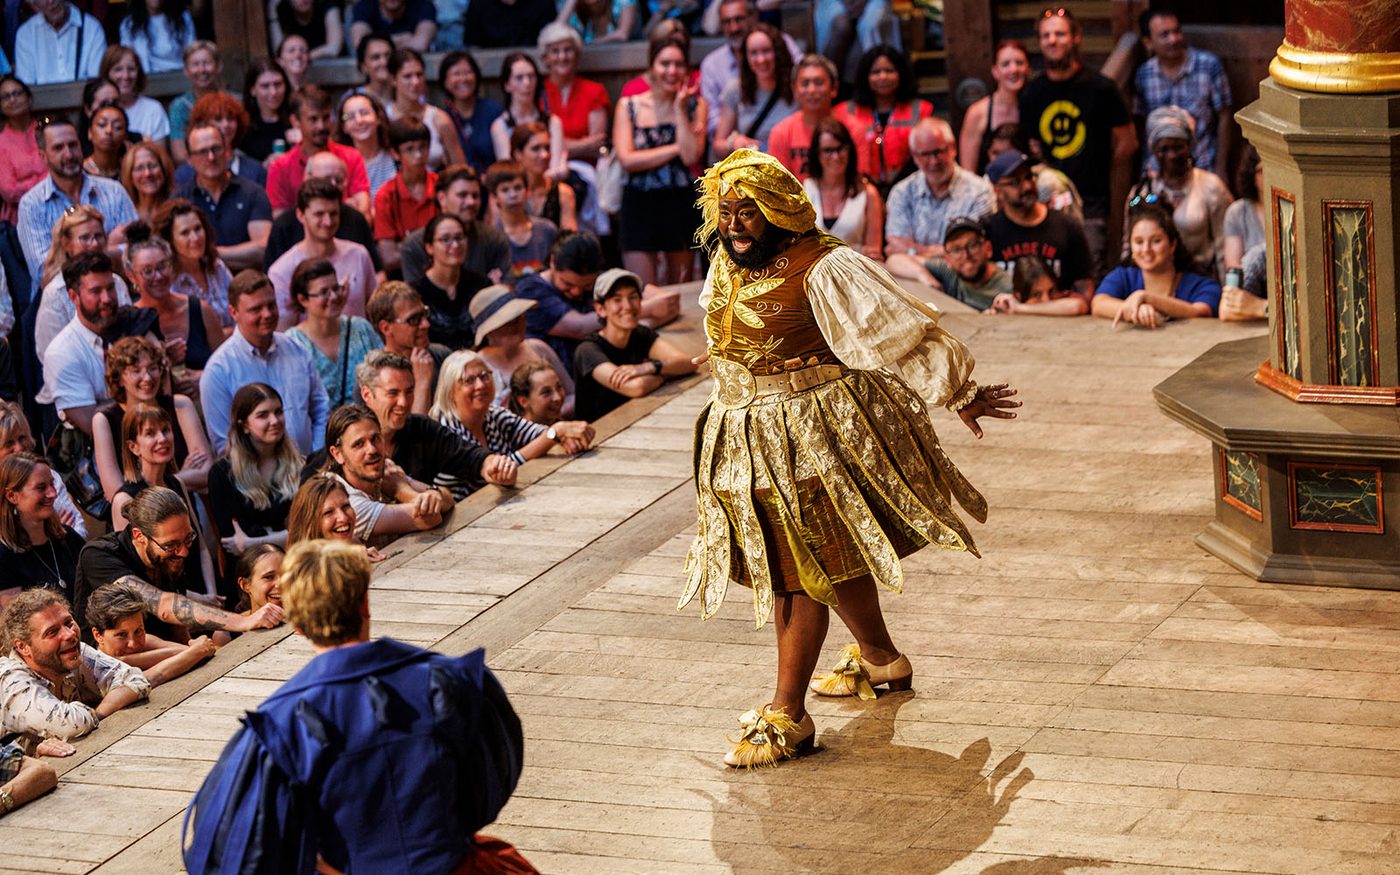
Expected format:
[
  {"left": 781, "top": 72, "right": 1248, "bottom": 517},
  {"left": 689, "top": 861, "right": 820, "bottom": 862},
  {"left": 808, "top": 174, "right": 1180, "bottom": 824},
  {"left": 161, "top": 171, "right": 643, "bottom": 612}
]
[{"left": 679, "top": 150, "right": 1019, "bottom": 768}]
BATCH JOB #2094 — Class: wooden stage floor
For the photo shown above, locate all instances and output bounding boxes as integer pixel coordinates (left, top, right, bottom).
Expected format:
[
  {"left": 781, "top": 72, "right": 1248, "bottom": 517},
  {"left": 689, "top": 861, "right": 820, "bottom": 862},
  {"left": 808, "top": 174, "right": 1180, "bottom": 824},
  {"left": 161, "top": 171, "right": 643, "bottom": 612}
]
[{"left": 9, "top": 307, "right": 1400, "bottom": 875}]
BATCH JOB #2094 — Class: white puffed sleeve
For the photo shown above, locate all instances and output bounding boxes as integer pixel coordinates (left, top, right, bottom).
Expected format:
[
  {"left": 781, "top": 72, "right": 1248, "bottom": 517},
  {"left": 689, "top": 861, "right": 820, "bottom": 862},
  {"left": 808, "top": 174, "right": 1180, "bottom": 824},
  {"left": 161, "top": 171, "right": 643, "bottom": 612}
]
[
  {"left": 697, "top": 263, "right": 716, "bottom": 349},
  {"left": 807, "top": 246, "right": 978, "bottom": 412}
]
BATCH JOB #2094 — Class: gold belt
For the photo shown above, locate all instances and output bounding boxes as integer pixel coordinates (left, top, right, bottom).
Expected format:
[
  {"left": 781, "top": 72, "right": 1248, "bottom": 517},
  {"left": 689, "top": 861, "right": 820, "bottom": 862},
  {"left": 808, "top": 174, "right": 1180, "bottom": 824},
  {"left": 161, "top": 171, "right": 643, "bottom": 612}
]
[{"left": 711, "top": 358, "right": 846, "bottom": 409}]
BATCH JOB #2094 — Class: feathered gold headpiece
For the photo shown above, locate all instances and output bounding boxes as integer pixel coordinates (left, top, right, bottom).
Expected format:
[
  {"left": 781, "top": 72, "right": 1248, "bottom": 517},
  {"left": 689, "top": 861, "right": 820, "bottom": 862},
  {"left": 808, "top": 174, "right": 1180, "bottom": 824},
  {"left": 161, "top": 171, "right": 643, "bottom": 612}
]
[{"left": 694, "top": 149, "right": 817, "bottom": 251}]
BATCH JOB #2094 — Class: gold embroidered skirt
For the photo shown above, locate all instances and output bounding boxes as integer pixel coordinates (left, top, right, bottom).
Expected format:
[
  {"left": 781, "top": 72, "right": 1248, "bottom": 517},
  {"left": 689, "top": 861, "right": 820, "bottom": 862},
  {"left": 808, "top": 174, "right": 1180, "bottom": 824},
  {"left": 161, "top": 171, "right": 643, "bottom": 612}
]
[{"left": 680, "top": 368, "right": 987, "bottom": 628}]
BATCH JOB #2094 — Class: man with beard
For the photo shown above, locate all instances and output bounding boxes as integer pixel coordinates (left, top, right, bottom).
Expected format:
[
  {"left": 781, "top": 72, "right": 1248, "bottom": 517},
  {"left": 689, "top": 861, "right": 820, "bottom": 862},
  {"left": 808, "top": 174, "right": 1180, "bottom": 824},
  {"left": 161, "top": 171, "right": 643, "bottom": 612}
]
[
  {"left": 324, "top": 404, "right": 454, "bottom": 548},
  {"left": 17, "top": 118, "right": 137, "bottom": 297},
  {"left": 1019, "top": 7, "right": 1136, "bottom": 275},
  {"left": 682, "top": 150, "right": 1019, "bottom": 769},
  {"left": 983, "top": 149, "right": 1094, "bottom": 315},
  {"left": 884, "top": 217, "right": 1013, "bottom": 312},
  {"left": 301, "top": 350, "right": 517, "bottom": 495},
  {"left": 884, "top": 118, "right": 995, "bottom": 262},
  {"left": 266, "top": 85, "right": 372, "bottom": 219},
  {"left": 0, "top": 589, "right": 149, "bottom": 751},
  {"left": 37, "top": 252, "right": 157, "bottom": 436},
  {"left": 73, "top": 487, "right": 284, "bottom": 641}
]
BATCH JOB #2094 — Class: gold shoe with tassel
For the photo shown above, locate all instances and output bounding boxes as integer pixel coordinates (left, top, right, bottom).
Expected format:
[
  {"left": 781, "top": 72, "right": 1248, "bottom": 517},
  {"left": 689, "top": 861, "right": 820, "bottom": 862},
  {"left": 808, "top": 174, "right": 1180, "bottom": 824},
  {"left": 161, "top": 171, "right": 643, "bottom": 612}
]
[
  {"left": 809, "top": 644, "right": 913, "bottom": 700},
  {"left": 723, "top": 705, "right": 816, "bottom": 768}
]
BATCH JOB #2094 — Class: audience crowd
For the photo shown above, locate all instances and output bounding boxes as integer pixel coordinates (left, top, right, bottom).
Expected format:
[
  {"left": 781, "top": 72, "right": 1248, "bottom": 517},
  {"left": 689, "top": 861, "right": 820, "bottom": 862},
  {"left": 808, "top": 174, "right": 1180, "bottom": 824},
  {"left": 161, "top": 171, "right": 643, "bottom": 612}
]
[{"left": 0, "top": 0, "right": 1267, "bottom": 820}]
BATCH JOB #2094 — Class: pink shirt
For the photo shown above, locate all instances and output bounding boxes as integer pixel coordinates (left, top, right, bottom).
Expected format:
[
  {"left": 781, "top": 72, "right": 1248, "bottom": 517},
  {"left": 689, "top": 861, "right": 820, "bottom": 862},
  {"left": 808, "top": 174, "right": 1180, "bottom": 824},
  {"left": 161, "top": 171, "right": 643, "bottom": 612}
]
[
  {"left": 0, "top": 121, "right": 47, "bottom": 224},
  {"left": 267, "top": 238, "right": 377, "bottom": 325},
  {"left": 265, "top": 141, "right": 371, "bottom": 212}
]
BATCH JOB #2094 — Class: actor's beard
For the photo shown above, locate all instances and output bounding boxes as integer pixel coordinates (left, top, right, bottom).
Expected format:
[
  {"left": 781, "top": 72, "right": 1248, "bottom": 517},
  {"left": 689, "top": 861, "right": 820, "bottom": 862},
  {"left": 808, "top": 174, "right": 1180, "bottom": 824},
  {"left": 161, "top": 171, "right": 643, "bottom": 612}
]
[{"left": 721, "top": 226, "right": 794, "bottom": 269}]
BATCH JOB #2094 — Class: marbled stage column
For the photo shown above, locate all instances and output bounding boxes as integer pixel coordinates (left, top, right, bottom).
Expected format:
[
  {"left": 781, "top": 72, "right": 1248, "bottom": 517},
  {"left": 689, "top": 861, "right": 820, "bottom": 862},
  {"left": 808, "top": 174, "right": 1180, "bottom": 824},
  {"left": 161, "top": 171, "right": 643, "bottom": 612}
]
[{"left": 1154, "top": 0, "right": 1400, "bottom": 587}]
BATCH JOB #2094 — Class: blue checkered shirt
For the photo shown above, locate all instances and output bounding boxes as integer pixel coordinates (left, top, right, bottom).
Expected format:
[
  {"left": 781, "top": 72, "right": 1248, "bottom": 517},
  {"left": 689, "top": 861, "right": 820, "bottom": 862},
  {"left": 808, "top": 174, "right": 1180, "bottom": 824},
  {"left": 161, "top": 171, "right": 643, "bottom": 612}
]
[{"left": 1135, "top": 48, "right": 1232, "bottom": 171}]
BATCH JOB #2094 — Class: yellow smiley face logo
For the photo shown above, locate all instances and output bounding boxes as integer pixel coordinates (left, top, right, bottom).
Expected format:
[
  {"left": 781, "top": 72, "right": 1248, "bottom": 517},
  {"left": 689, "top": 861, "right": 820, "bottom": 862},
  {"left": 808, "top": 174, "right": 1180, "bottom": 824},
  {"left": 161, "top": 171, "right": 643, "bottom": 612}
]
[{"left": 1039, "top": 100, "right": 1086, "bottom": 160}]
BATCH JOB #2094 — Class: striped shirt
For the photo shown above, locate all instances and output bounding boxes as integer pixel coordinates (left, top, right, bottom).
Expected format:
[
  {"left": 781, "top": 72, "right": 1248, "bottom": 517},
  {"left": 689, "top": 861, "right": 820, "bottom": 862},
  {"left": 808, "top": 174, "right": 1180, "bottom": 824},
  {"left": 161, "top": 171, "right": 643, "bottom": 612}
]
[{"left": 436, "top": 405, "right": 545, "bottom": 466}]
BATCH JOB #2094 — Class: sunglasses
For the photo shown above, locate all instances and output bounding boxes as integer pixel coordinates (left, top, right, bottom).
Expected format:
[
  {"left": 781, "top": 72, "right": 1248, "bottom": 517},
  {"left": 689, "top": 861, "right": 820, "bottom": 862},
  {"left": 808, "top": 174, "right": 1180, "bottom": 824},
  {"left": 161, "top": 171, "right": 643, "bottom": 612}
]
[{"left": 1128, "top": 193, "right": 1162, "bottom": 207}]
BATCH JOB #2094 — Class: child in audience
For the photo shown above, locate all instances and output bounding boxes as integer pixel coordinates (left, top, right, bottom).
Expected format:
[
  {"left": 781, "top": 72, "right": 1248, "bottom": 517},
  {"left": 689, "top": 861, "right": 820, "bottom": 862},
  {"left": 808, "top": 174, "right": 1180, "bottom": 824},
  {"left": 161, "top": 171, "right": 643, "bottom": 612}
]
[
  {"left": 235, "top": 544, "right": 284, "bottom": 614},
  {"left": 486, "top": 161, "right": 558, "bottom": 280}
]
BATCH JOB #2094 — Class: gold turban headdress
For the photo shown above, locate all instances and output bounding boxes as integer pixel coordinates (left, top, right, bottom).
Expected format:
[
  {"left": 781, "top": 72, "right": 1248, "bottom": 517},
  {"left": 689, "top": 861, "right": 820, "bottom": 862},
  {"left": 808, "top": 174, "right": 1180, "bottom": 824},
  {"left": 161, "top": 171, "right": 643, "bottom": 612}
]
[{"left": 695, "top": 149, "right": 817, "bottom": 250}]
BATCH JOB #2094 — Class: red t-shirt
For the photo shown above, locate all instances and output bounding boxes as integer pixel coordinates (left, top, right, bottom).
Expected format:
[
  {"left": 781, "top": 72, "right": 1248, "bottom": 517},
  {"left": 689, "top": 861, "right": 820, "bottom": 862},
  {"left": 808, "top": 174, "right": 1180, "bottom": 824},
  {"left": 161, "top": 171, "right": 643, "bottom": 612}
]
[
  {"left": 266, "top": 141, "right": 372, "bottom": 212},
  {"left": 544, "top": 77, "right": 611, "bottom": 142},
  {"left": 766, "top": 113, "right": 819, "bottom": 179},
  {"left": 373, "top": 171, "right": 438, "bottom": 242}
]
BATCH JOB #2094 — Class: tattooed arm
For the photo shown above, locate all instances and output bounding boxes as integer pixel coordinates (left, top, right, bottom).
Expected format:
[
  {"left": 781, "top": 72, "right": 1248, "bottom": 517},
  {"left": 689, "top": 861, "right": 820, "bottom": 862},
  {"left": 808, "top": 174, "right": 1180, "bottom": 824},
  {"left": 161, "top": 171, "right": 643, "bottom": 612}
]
[{"left": 114, "top": 576, "right": 285, "bottom": 633}]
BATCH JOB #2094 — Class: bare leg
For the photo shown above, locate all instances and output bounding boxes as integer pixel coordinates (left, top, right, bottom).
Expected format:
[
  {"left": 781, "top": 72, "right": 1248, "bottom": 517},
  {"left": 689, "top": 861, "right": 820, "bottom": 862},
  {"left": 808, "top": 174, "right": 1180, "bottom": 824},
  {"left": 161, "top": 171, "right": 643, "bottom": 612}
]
[
  {"left": 623, "top": 250, "right": 658, "bottom": 286},
  {"left": 771, "top": 591, "right": 829, "bottom": 720},
  {"left": 829, "top": 574, "right": 900, "bottom": 666},
  {"left": 663, "top": 249, "right": 695, "bottom": 285}
]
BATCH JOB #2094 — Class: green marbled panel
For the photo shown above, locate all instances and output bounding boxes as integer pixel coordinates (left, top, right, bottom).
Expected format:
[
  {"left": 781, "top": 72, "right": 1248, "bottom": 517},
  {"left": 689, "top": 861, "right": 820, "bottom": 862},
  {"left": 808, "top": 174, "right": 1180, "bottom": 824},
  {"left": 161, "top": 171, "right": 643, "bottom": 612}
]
[
  {"left": 1224, "top": 451, "right": 1261, "bottom": 515},
  {"left": 1293, "top": 466, "right": 1381, "bottom": 530},
  {"left": 1277, "top": 196, "right": 1301, "bottom": 379},
  {"left": 1329, "top": 206, "right": 1373, "bottom": 386}
]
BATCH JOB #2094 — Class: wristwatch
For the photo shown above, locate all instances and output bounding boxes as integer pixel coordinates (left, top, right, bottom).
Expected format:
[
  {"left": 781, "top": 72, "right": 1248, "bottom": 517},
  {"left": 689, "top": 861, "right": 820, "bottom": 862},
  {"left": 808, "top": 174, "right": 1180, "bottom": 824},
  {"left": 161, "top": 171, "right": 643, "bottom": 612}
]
[
  {"left": 649, "top": 358, "right": 663, "bottom": 375},
  {"left": 0, "top": 788, "right": 14, "bottom": 815},
  {"left": 546, "top": 426, "right": 558, "bottom": 441}
]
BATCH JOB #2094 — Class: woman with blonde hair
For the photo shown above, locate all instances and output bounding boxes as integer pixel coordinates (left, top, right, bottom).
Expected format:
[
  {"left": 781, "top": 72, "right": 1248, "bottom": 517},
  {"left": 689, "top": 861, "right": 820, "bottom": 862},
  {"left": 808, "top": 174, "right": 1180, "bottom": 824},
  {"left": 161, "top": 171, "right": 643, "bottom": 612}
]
[
  {"left": 120, "top": 141, "right": 176, "bottom": 224},
  {"left": 34, "top": 207, "right": 135, "bottom": 361},
  {"left": 209, "top": 383, "right": 302, "bottom": 557},
  {"left": 431, "top": 349, "right": 592, "bottom": 462}
]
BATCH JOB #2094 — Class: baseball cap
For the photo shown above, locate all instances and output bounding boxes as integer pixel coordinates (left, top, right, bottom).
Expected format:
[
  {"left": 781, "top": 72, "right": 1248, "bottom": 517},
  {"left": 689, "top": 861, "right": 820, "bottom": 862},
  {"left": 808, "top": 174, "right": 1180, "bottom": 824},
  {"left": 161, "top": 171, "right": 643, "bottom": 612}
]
[
  {"left": 943, "top": 216, "right": 987, "bottom": 244},
  {"left": 985, "top": 149, "right": 1033, "bottom": 184},
  {"left": 594, "top": 267, "right": 643, "bottom": 302}
]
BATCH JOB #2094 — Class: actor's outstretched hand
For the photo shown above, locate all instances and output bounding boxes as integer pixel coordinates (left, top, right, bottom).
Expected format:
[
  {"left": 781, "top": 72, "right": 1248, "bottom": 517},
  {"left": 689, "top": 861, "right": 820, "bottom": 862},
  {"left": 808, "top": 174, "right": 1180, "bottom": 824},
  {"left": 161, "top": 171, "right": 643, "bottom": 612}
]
[{"left": 958, "top": 383, "right": 1020, "bottom": 439}]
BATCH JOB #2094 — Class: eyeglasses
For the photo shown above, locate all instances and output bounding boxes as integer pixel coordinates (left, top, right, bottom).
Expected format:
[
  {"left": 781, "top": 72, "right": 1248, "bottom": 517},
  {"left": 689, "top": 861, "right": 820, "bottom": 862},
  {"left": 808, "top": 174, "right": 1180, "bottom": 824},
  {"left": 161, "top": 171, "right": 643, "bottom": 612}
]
[
  {"left": 189, "top": 143, "right": 225, "bottom": 158},
  {"left": 0, "top": 89, "right": 27, "bottom": 102},
  {"left": 458, "top": 371, "right": 493, "bottom": 386},
  {"left": 1128, "top": 193, "right": 1161, "bottom": 207},
  {"left": 819, "top": 146, "right": 846, "bottom": 157},
  {"left": 944, "top": 240, "right": 984, "bottom": 258},
  {"left": 304, "top": 280, "right": 349, "bottom": 300},
  {"left": 912, "top": 146, "right": 955, "bottom": 160},
  {"left": 137, "top": 260, "right": 173, "bottom": 280},
  {"left": 123, "top": 363, "right": 164, "bottom": 378},
  {"left": 148, "top": 531, "right": 198, "bottom": 554},
  {"left": 433, "top": 234, "right": 467, "bottom": 247},
  {"left": 74, "top": 232, "right": 106, "bottom": 245},
  {"left": 391, "top": 308, "right": 431, "bottom": 325}
]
